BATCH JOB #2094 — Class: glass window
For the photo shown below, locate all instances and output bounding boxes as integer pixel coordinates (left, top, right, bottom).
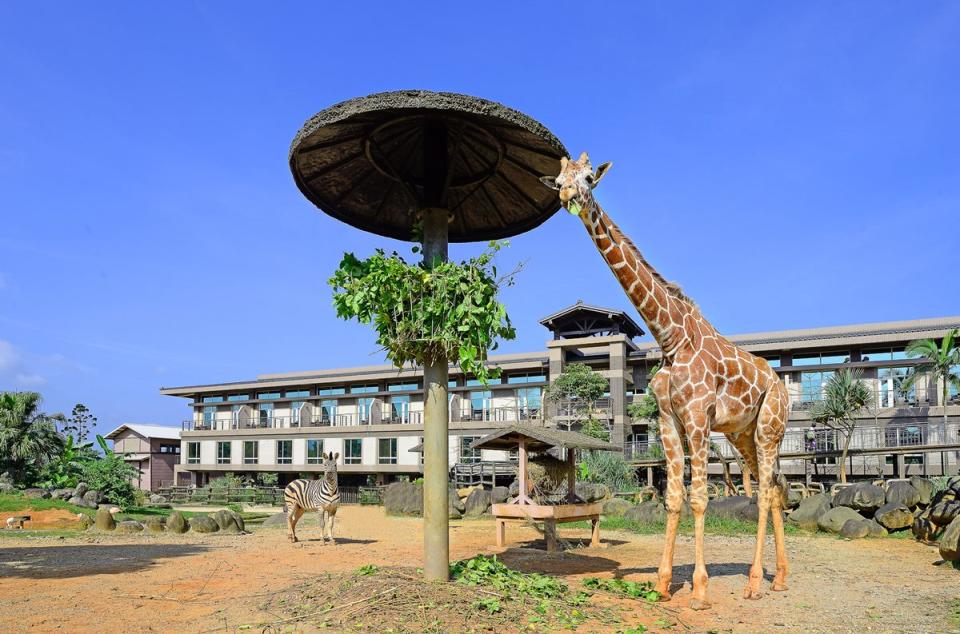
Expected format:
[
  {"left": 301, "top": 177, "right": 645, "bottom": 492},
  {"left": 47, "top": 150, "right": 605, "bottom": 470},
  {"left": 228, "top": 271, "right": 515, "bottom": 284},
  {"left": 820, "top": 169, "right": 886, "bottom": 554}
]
[
  {"left": 307, "top": 439, "right": 324, "bottom": 464},
  {"left": 258, "top": 392, "right": 281, "bottom": 400},
  {"left": 388, "top": 382, "right": 419, "bottom": 392},
  {"left": 187, "top": 442, "right": 200, "bottom": 464},
  {"left": 318, "top": 387, "right": 346, "bottom": 396},
  {"left": 469, "top": 390, "right": 493, "bottom": 421},
  {"left": 950, "top": 366, "right": 960, "bottom": 399},
  {"left": 276, "top": 440, "right": 293, "bottom": 464},
  {"left": 862, "top": 348, "right": 908, "bottom": 362},
  {"left": 516, "top": 387, "right": 542, "bottom": 418},
  {"left": 793, "top": 352, "right": 849, "bottom": 366},
  {"left": 378, "top": 438, "right": 398, "bottom": 464},
  {"left": 202, "top": 406, "right": 217, "bottom": 427},
  {"left": 258, "top": 402, "right": 273, "bottom": 426},
  {"left": 344, "top": 439, "right": 362, "bottom": 464},
  {"left": 448, "top": 379, "right": 458, "bottom": 388},
  {"left": 800, "top": 370, "right": 835, "bottom": 402},
  {"left": 507, "top": 373, "right": 547, "bottom": 384},
  {"left": 285, "top": 390, "right": 310, "bottom": 398},
  {"left": 762, "top": 355, "right": 781, "bottom": 368},
  {"left": 202, "top": 396, "right": 224, "bottom": 403},
  {"left": 389, "top": 395, "right": 410, "bottom": 423},
  {"left": 243, "top": 441, "right": 258, "bottom": 464},
  {"left": 227, "top": 394, "right": 249, "bottom": 402},
  {"left": 290, "top": 401, "right": 304, "bottom": 425},
  {"left": 459, "top": 436, "right": 481, "bottom": 464},
  {"left": 350, "top": 385, "right": 378, "bottom": 394},
  {"left": 467, "top": 377, "right": 500, "bottom": 387},
  {"left": 357, "top": 397, "right": 374, "bottom": 424},
  {"left": 320, "top": 399, "right": 338, "bottom": 424},
  {"left": 216, "top": 441, "right": 231, "bottom": 464},
  {"left": 877, "top": 366, "right": 915, "bottom": 407},
  {"left": 159, "top": 444, "right": 180, "bottom": 454}
]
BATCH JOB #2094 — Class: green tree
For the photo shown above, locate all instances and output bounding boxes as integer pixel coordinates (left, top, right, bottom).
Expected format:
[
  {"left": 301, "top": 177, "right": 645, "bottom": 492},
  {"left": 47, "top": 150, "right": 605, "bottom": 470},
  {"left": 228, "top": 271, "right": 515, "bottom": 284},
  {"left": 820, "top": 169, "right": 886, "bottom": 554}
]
[
  {"left": 63, "top": 403, "right": 97, "bottom": 444},
  {"left": 547, "top": 363, "right": 609, "bottom": 431},
  {"left": 79, "top": 435, "right": 137, "bottom": 508},
  {"left": 38, "top": 434, "right": 92, "bottom": 489},
  {"left": 904, "top": 328, "right": 960, "bottom": 430},
  {"left": 810, "top": 369, "right": 872, "bottom": 483},
  {"left": 0, "top": 391, "right": 65, "bottom": 484}
]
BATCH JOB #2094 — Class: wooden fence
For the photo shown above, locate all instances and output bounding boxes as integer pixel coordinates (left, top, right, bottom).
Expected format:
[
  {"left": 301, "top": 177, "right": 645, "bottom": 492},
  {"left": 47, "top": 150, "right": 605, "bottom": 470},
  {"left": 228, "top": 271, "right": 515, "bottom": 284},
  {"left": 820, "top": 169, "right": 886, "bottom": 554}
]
[{"left": 156, "top": 485, "right": 383, "bottom": 506}]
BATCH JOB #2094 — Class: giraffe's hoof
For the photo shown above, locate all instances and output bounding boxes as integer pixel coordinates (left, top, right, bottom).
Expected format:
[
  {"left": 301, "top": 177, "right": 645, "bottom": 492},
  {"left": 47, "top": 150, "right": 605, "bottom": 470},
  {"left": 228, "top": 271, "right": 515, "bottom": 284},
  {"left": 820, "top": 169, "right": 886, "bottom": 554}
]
[
  {"left": 688, "top": 598, "right": 711, "bottom": 611},
  {"left": 742, "top": 586, "right": 764, "bottom": 600},
  {"left": 771, "top": 581, "right": 788, "bottom": 592},
  {"left": 654, "top": 587, "right": 672, "bottom": 601},
  {"left": 329, "top": 539, "right": 337, "bottom": 546}
]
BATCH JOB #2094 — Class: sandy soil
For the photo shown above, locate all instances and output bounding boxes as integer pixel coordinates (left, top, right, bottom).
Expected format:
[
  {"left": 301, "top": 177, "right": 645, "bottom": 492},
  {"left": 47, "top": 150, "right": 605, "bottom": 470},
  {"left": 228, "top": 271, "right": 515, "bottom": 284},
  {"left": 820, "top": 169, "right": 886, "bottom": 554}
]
[
  {"left": 0, "top": 507, "right": 956, "bottom": 633},
  {"left": 1, "top": 509, "right": 84, "bottom": 530}
]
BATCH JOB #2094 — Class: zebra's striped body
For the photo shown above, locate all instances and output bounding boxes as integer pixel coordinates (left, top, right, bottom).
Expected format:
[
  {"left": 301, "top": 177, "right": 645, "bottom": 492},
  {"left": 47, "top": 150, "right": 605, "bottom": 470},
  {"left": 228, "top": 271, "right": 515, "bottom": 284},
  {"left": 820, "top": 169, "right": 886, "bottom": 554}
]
[{"left": 283, "top": 452, "right": 340, "bottom": 543}]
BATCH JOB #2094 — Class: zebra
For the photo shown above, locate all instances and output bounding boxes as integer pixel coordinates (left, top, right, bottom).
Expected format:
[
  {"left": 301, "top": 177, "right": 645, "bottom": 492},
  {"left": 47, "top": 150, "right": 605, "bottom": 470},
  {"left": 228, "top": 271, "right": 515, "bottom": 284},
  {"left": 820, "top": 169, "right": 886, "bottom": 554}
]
[{"left": 283, "top": 451, "right": 340, "bottom": 544}]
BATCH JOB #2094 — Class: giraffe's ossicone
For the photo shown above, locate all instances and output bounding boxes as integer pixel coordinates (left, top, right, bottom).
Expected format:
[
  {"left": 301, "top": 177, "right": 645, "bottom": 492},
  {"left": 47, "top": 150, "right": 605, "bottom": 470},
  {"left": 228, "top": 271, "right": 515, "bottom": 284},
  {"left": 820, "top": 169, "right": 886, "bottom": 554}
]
[{"left": 542, "top": 152, "right": 789, "bottom": 608}]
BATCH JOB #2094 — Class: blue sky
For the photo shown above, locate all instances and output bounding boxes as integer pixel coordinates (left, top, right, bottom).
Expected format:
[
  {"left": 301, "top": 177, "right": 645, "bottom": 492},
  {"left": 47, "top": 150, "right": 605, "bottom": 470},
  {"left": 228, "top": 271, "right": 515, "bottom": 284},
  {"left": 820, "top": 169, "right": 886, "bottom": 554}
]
[{"left": 1, "top": 3, "right": 958, "bottom": 436}]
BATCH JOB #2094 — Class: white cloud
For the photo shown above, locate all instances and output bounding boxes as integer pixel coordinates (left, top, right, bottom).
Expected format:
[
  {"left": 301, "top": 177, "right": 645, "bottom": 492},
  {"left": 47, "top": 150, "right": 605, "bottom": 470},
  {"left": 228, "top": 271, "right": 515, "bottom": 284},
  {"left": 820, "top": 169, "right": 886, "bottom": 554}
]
[
  {"left": 14, "top": 373, "right": 45, "bottom": 387},
  {"left": 0, "top": 340, "right": 46, "bottom": 387}
]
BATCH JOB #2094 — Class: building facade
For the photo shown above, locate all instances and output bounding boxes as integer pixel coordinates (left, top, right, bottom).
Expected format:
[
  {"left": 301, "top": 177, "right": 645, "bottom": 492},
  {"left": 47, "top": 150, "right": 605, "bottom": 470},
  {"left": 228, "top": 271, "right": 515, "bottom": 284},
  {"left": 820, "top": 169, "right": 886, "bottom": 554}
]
[
  {"left": 106, "top": 424, "right": 182, "bottom": 492},
  {"left": 161, "top": 303, "right": 960, "bottom": 486}
]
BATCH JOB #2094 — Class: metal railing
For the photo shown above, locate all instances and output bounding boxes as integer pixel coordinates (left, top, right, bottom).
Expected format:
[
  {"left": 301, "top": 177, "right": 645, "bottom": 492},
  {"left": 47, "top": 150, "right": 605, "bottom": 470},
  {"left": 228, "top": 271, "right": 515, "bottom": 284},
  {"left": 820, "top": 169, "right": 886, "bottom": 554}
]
[
  {"left": 183, "top": 411, "right": 427, "bottom": 431},
  {"left": 790, "top": 387, "right": 959, "bottom": 414},
  {"left": 551, "top": 397, "right": 612, "bottom": 418},
  {"left": 452, "top": 406, "right": 542, "bottom": 423}
]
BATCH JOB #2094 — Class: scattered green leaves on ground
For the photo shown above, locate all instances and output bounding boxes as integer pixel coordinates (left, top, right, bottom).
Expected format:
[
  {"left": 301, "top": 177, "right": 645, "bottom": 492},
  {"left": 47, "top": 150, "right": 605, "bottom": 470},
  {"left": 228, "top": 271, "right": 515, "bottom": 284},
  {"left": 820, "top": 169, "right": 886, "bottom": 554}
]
[
  {"left": 582, "top": 577, "right": 660, "bottom": 602},
  {"left": 355, "top": 564, "right": 379, "bottom": 576},
  {"left": 450, "top": 554, "right": 567, "bottom": 599}
]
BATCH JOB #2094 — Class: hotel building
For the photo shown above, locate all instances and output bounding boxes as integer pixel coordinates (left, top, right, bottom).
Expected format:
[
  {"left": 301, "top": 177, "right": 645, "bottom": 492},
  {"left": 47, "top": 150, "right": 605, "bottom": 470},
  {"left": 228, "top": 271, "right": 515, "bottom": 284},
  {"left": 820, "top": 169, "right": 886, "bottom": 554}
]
[{"left": 161, "top": 302, "right": 960, "bottom": 488}]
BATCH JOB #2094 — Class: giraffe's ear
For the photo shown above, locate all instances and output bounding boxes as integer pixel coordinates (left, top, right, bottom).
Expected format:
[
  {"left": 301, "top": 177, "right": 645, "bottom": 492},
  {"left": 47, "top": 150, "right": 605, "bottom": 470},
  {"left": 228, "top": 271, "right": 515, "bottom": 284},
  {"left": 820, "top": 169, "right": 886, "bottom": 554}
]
[
  {"left": 591, "top": 162, "right": 612, "bottom": 187},
  {"left": 539, "top": 175, "right": 560, "bottom": 190}
]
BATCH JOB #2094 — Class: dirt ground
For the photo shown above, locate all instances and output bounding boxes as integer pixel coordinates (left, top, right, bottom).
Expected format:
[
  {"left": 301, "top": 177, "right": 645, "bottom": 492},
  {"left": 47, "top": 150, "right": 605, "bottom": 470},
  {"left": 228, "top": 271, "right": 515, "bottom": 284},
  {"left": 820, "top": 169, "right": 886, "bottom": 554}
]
[
  {"left": 0, "top": 506, "right": 956, "bottom": 633},
  {"left": 1, "top": 509, "right": 84, "bottom": 530}
]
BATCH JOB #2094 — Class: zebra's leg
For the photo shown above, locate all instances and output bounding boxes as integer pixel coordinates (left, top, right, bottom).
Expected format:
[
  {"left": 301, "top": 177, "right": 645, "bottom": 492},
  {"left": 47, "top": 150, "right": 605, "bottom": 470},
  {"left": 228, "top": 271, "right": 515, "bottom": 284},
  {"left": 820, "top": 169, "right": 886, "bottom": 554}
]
[
  {"left": 319, "top": 509, "right": 328, "bottom": 543},
  {"left": 287, "top": 505, "right": 304, "bottom": 543},
  {"left": 328, "top": 508, "right": 337, "bottom": 545}
]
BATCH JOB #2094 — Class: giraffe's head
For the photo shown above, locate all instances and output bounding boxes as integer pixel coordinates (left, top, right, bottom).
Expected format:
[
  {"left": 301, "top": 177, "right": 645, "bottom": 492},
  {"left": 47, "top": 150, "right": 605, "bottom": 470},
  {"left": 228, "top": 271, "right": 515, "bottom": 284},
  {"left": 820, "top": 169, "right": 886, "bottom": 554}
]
[
  {"left": 323, "top": 451, "right": 339, "bottom": 483},
  {"left": 539, "top": 151, "right": 612, "bottom": 217}
]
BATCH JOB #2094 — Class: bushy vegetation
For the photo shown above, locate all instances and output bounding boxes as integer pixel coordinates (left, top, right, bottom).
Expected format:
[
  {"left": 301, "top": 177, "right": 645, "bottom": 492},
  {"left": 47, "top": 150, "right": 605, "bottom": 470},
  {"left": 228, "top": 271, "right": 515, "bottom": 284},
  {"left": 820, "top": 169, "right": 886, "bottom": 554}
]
[
  {"left": 330, "top": 241, "right": 518, "bottom": 383},
  {"left": 78, "top": 435, "right": 137, "bottom": 508},
  {"left": 578, "top": 450, "right": 639, "bottom": 492}
]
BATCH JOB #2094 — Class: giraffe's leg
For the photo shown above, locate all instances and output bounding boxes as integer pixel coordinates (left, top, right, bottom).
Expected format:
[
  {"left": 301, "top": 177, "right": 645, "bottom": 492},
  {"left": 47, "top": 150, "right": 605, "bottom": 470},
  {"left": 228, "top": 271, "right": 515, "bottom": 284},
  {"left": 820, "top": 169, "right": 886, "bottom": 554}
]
[
  {"left": 744, "top": 389, "right": 788, "bottom": 599},
  {"left": 685, "top": 422, "right": 712, "bottom": 610},
  {"left": 654, "top": 415, "right": 685, "bottom": 600}
]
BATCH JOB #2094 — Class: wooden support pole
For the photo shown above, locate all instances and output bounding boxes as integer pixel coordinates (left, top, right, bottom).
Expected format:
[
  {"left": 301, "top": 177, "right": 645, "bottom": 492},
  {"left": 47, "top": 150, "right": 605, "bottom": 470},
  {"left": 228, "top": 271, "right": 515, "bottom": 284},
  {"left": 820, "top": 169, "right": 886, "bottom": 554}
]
[{"left": 566, "top": 447, "right": 576, "bottom": 502}]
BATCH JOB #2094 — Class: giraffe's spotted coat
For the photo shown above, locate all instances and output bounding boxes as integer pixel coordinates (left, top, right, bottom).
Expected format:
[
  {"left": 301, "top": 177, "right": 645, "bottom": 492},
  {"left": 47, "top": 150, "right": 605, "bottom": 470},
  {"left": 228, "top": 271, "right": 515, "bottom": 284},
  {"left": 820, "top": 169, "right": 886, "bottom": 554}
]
[{"left": 544, "top": 152, "right": 790, "bottom": 606}]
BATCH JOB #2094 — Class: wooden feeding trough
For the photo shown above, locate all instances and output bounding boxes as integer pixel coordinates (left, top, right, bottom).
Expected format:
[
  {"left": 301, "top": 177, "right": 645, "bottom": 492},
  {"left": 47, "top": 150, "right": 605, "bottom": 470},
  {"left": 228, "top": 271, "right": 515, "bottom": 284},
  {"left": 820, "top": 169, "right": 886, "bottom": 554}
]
[{"left": 470, "top": 425, "right": 621, "bottom": 552}]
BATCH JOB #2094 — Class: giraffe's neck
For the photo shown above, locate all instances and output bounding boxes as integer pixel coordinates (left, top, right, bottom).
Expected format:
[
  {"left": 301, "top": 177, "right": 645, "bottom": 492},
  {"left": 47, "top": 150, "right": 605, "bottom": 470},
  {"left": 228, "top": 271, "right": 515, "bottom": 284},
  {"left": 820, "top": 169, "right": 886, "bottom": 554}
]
[{"left": 580, "top": 200, "right": 691, "bottom": 358}]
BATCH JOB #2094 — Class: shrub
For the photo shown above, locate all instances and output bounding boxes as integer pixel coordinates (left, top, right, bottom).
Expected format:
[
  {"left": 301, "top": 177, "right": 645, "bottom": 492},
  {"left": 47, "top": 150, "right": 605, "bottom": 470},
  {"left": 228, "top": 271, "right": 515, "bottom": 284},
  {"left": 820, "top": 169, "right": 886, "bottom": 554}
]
[
  {"left": 80, "top": 455, "right": 137, "bottom": 508},
  {"left": 209, "top": 473, "right": 248, "bottom": 490},
  {"left": 578, "top": 451, "right": 639, "bottom": 492}
]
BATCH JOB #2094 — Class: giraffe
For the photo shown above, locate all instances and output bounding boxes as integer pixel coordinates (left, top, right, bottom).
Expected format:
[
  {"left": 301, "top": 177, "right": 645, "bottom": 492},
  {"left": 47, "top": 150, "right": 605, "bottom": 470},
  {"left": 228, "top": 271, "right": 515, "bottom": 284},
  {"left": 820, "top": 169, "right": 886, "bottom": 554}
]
[{"left": 540, "top": 153, "right": 789, "bottom": 609}]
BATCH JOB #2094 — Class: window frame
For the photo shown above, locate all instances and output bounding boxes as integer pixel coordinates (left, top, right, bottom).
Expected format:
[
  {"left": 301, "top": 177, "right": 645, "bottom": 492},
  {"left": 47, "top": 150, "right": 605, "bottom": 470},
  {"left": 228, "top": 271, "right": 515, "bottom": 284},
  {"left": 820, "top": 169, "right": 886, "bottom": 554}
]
[
  {"left": 276, "top": 440, "right": 293, "bottom": 465},
  {"left": 243, "top": 440, "right": 259, "bottom": 464},
  {"left": 216, "top": 441, "right": 231, "bottom": 464}
]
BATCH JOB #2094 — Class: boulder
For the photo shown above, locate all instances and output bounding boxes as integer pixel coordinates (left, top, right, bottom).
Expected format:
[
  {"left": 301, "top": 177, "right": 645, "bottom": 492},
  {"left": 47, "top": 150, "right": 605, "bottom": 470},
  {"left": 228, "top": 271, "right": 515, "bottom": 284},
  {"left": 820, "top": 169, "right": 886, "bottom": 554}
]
[
  {"left": 938, "top": 516, "right": 960, "bottom": 561},
  {"left": 947, "top": 475, "right": 960, "bottom": 493},
  {"left": 818, "top": 506, "right": 864, "bottom": 534},
  {"left": 508, "top": 480, "right": 520, "bottom": 497},
  {"left": 457, "top": 485, "right": 481, "bottom": 499},
  {"left": 83, "top": 490, "right": 104, "bottom": 507},
  {"left": 52, "top": 488, "right": 74, "bottom": 500},
  {"left": 68, "top": 496, "right": 85, "bottom": 507},
  {"left": 884, "top": 482, "right": 920, "bottom": 509},
  {"left": 189, "top": 515, "right": 220, "bottom": 533},
  {"left": 73, "top": 482, "right": 89, "bottom": 498},
  {"left": 575, "top": 483, "right": 608, "bottom": 503},
  {"left": 602, "top": 498, "right": 632, "bottom": 518},
  {"left": 212, "top": 510, "right": 242, "bottom": 534},
  {"left": 874, "top": 502, "right": 913, "bottom": 531},
  {"left": 23, "top": 488, "right": 50, "bottom": 499},
  {"left": 145, "top": 516, "right": 166, "bottom": 533},
  {"left": 864, "top": 519, "right": 888, "bottom": 538},
  {"left": 464, "top": 488, "right": 492, "bottom": 517},
  {"left": 490, "top": 486, "right": 510, "bottom": 504},
  {"left": 449, "top": 488, "right": 465, "bottom": 513},
  {"left": 833, "top": 484, "right": 885, "bottom": 512},
  {"left": 384, "top": 482, "right": 423, "bottom": 516},
  {"left": 116, "top": 520, "right": 144, "bottom": 534},
  {"left": 784, "top": 487, "right": 803, "bottom": 510},
  {"left": 929, "top": 499, "right": 960, "bottom": 527},
  {"left": 707, "top": 496, "right": 753, "bottom": 522},
  {"left": 166, "top": 511, "right": 188, "bottom": 534},
  {"left": 149, "top": 494, "right": 168, "bottom": 504},
  {"left": 909, "top": 477, "right": 934, "bottom": 506},
  {"left": 0, "top": 482, "right": 14, "bottom": 494},
  {"left": 261, "top": 512, "right": 288, "bottom": 528},
  {"left": 78, "top": 514, "right": 94, "bottom": 530},
  {"left": 94, "top": 506, "right": 116, "bottom": 531},
  {"left": 788, "top": 493, "right": 833, "bottom": 531},
  {"left": 840, "top": 518, "right": 871, "bottom": 539},
  {"left": 227, "top": 509, "right": 245, "bottom": 532},
  {"left": 913, "top": 514, "right": 939, "bottom": 542},
  {"left": 624, "top": 501, "right": 666, "bottom": 525}
]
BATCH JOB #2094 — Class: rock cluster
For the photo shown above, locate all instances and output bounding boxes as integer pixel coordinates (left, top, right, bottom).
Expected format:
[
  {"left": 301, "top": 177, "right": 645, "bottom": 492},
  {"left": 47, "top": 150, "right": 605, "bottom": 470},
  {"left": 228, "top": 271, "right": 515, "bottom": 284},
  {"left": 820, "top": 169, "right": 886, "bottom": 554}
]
[
  {"left": 44, "top": 483, "right": 110, "bottom": 509},
  {"left": 87, "top": 508, "right": 245, "bottom": 536},
  {"left": 910, "top": 476, "right": 960, "bottom": 562}
]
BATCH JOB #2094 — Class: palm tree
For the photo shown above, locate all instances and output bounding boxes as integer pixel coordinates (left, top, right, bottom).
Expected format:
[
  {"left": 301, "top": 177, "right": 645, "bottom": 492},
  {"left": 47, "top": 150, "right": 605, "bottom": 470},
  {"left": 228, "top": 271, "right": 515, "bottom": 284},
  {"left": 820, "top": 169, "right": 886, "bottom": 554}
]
[
  {"left": 904, "top": 328, "right": 960, "bottom": 431},
  {"left": 810, "top": 369, "right": 872, "bottom": 483},
  {"left": 0, "top": 392, "right": 65, "bottom": 484}
]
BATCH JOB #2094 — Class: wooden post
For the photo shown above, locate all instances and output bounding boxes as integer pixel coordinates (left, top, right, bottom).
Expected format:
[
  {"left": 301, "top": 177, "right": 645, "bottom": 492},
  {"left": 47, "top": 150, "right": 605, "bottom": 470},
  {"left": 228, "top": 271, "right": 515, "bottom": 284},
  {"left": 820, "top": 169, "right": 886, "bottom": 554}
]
[
  {"left": 566, "top": 447, "right": 576, "bottom": 503},
  {"left": 590, "top": 517, "right": 601, "bottom": 547},
  {"left": 496, "top": 519, "right": 506, "bottom": 547},
  {"left": 518, "top": 438, "right": 528, "bottom": 504}
]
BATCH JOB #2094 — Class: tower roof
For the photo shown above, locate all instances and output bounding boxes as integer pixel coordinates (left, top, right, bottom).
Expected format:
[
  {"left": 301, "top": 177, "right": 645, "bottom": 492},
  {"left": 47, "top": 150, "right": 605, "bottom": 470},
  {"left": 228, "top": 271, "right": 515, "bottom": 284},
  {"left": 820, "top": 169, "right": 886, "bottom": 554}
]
[{"left": 539, "top": 300, "right": 645, "bottom": 340}]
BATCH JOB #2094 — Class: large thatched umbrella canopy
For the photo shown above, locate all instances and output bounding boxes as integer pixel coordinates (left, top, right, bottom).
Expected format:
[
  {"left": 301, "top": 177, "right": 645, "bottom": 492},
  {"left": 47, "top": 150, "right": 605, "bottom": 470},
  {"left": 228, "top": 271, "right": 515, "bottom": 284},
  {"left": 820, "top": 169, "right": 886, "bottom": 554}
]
[{"left": 288, "top": 90, "right": 568, "bottom": 242}]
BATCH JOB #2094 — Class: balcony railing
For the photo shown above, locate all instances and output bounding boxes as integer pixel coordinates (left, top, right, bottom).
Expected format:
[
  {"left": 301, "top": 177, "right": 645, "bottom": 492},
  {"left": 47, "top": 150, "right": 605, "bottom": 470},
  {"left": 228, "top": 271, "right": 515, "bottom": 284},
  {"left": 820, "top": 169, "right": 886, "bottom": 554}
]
[
  {"left": 791, "top": 387, "right": 960, "bottom": 414},
  {"left": 452, "top": 406, "right": 542, "bottom": 423},
  {"left": 551, "top": 398, "right": 612, "bottom": 418},
  {"left": 182, "top": 410, "right": 429, "bottom": 431}
]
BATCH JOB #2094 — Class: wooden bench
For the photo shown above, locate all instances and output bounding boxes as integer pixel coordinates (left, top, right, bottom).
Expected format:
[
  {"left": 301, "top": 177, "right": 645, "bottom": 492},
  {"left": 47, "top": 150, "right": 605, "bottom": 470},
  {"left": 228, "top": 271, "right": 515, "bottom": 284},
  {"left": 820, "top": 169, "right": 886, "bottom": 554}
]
[
  {"left": 492, "top": 502, "right": 602, "bottom": 552},
  {"left": 5, "top": 515, "right": 30, "bottom": 530}
]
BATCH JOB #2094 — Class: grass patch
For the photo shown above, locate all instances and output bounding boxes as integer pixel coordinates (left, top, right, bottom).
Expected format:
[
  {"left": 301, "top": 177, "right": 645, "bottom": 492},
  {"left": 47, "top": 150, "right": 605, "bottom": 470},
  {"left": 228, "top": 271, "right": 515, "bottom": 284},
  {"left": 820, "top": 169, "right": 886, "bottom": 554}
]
[
  {"left": 0, "top": 528, "right": 85, "bottom": 539},
  {"left": 950, "top": 599, "right": 960, "bottom": 627},
  {"left": 568, "top": 514, "right": 802, "bottom": 537},
  {"left": 0, "top": 493, "right": 92, "bottom": 516}
]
